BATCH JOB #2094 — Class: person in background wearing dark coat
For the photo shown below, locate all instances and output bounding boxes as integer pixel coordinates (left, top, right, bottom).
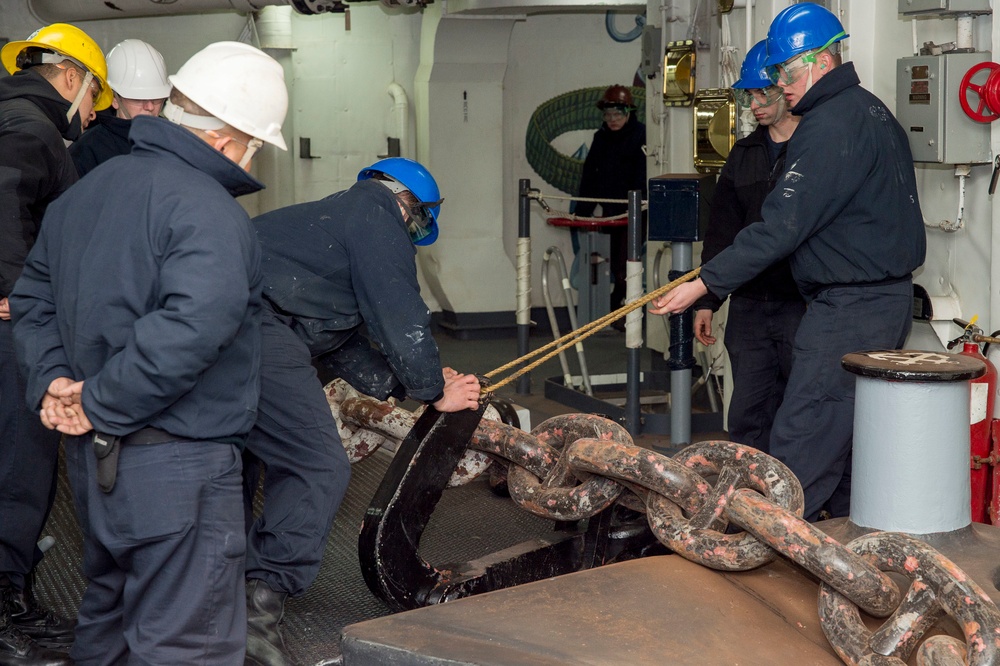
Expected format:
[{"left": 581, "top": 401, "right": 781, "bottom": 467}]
[
  {"left": 651, "top": 3, "right": 925, "bottom": 522},
  {"left": 693, "top": 40, "right": 804, "bottom": 455},
  {"left": 0, "top": 22, "right": 111, "bottom": 664},
  {"left": 243, "top": 157, "right": 480, "bottom": 665},
  {"left": 10, "top": 42, "right": 289, "bottom": 665},
  {"left": 69, "top": 39, "right": 170, "bottom": 177},
  {"left": 574, "top": 84, "right": 646, "bottom": 312}
]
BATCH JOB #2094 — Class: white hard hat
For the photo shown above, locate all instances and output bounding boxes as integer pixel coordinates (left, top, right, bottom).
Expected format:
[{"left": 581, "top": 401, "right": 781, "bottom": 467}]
[
  {"left": 167, "top": 42, "right": 288, "bottom": 150},
  {"left": 106, "top": 39, "right": 171, "bottom": 100}
]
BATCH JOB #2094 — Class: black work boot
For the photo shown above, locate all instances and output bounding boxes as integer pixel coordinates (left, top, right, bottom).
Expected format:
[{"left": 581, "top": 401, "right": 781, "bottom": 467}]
[
  {"left": 0, "top": 585, "right": 72, "bottom": 666},
  {"left": 5, "top": 575, "right": 74, "bottom": 650},
  {"left": 245, "top": 579, "right": 292, "bottom": 666}
]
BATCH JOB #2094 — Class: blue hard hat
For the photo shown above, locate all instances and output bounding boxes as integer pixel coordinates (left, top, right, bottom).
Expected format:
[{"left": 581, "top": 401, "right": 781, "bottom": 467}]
[
  {"left": 358, "top": 157, "right": 442, "bottom": 246},
  {"left": 763, "top": 2, "right": 848, "bottom": 67},
  {"left": 733, "top": 40, "right": 772, "bottom": 89}
]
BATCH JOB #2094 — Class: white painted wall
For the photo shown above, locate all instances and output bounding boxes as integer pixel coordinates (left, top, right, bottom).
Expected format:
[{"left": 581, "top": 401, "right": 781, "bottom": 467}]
[
  {"left": 503, "top": 10, "right": 644, "bottom": 310},
  {"left": 0, "top": 0, "right": 640, "bottom": 318}
]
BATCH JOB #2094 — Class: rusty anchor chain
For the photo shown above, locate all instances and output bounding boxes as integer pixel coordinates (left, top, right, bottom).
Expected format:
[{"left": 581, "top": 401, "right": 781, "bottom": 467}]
[
  {"left": 325, "top": 378, "right": 495, "bottom": 487},
  {"left": 339, "top": 397, "right": 1000, "bottom": 665}
]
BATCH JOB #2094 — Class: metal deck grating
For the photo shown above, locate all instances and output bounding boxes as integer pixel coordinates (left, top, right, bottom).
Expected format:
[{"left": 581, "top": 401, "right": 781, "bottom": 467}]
[{"left": 33, "top": 442, "right": 559, "bottom": 665}]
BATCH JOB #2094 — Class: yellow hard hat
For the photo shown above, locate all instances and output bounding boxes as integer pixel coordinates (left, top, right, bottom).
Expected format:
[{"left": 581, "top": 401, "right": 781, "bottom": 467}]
[{"left": 1, "top": 23, "right": 112, "bottom": 111}]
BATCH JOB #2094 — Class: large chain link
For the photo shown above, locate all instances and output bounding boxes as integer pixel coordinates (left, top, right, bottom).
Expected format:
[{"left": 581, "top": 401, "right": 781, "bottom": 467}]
[
  {"left": 325, "top": 379, "right": 493, "bottom": 487},
  {"left": 334, "top": 394, "right": 1000, "bottom": 665}
]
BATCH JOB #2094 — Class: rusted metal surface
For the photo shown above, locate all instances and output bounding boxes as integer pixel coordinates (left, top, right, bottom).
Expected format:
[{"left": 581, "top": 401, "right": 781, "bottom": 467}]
[
  {"left": 500, "top": 415, "right": 630, "bottom": 521},
  {"left": 326, "top": 379, "right": 494, "bottom": 487},
  {"left": 326, "top": 380, "right": 393, "bottom": 463},
  {"left": 917, "top": 636, "right": 968, "bottom": 666},
  {"left": 642, "top": 441, "right": 805, "bottom": 571},
  {"left": 726, "top": 489, "right": 901, "bottom": 617},
  {"left": 817, "top": 532, "right": 1000, "bottom": 666}
]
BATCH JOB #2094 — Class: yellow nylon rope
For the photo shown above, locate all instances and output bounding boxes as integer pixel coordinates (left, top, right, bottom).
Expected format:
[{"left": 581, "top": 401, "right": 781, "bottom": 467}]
[{"left": 482, "top": 267, "right": 701, "bottom": 394}]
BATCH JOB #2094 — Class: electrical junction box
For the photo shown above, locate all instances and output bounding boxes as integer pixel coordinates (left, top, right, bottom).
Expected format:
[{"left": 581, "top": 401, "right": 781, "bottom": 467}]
[
  {"left": 896, "top": 52, "right": 992, "bottom": 164},
  {"left": 647, "top": 173, "right": 716, "bottom": 243},
  {"left": 898, "top": 0, "right": 991, "bottom": 15}
]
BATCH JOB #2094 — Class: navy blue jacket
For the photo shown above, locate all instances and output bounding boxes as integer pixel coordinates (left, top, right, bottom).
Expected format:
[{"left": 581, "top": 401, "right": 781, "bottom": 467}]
[
  {"left": 700, "top": 63, "right": 926, "bottom": 299},
  {"left": 694, "top": 124, "right": 802, "bottom": 312},
  {"left": 11, "top": 116, "right": 265, "bottom": 439},
  {"left": 69, "top": 111, "right": 131, "bottom": 177},
  {"left": 575, "top": 114, "right": 646, "bottom": 217},
  {"left": 0, "top": 69, "right": 81, "bottom": 297},
  {"left": 253, "top": 178, "right": 445, "bottom": 403}
]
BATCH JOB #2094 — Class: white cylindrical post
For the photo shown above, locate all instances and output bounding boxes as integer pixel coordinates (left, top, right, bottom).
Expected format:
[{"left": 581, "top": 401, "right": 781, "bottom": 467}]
[{"left": 843, "top": 350, "right": 984, "bottom": 534}]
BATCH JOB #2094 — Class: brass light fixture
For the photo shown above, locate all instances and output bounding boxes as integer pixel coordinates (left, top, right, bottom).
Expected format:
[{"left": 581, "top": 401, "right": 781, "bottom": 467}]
[
  {"left": 693, "top": 88, "right": 736, "bottom": 173},
  {"left": 663, "top": 40, "right": 696, "bottom": 107}
]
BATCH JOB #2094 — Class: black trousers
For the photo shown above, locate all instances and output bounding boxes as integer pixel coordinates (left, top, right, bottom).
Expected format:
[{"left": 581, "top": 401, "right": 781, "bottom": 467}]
[
  {"left": 243, "top": 306, "right": 352, "bottom": 596},
  {"left": 0, "top": 319, "right": 60, "bottom": 589}
]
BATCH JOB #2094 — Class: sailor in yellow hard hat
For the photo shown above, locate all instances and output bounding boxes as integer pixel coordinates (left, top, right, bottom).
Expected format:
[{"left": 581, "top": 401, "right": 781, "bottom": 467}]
[
  {"left": 0, "top": 22, "right": 110, "bottom": 664},
  {"left": 2, "top": 23, "right": 112, "bottom": 134}
]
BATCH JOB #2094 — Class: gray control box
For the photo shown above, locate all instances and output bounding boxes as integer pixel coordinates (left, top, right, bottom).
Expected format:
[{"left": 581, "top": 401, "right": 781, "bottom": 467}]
[
  {"left": 898, "top": 0, "right": 991, "bottom": 15},
  {"left": 896, "top": 52, "right": 992, "bottom": 164}
]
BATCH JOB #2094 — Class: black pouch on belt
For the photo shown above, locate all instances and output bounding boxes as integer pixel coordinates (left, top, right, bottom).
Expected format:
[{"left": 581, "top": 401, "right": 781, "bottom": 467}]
[{"left": 92, "top": 433, "right": 121, "bottom": 493}]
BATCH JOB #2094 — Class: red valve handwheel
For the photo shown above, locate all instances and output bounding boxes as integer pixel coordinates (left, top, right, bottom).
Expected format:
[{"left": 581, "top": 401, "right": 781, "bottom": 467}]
[{"left": 959, "top": 61, "right": 1000, "bottom": 123}]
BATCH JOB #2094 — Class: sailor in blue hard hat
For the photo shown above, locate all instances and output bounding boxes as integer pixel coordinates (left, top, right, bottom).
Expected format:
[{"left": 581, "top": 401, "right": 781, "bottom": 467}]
[
  {"left": 763, "top": 1, "right": 848, "bottom": 109},
  {"left": 651, "top": 2, "right": 925, "bottom": 523}
]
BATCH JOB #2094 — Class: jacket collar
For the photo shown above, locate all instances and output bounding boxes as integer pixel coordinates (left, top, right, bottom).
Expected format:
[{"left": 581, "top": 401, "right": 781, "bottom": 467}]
[
  {"left": 129, "top": 116, "right": 265, "bottom": 197},
  {"left": 791, "top": 61, "right": 860, "bottom": 116},
  {"left": 95, "top": 111, "right": 132, "bottom": 141},
  {"left": 0, "top": 68, "right": 80, "bottom": 140}
]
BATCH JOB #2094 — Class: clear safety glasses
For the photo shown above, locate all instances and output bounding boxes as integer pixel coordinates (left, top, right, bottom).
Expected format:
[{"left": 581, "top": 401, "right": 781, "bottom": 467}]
[
  {"left": 229, "top": 137, "right": 264, "bottom": 169},
  {"left": 767, "top": 31, "right": 846, "bottom": 86},
  {"left": 734, "top": 87, "right": 782, "bottom": 108},
  {"left": 769, "top": 57, "right": 814, "bottom": 86},
  {"left": 602, "top": 109, "right": 628, "bottom": 121}
]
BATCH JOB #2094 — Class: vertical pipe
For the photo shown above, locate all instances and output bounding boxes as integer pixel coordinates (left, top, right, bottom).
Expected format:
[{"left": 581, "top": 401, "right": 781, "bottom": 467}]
[
  {"left": 668, "top": 242, "right": 694, "bottom": 446},
  {"left": 625, "top": 190, "right": 643, "bottom": 437},
  {"left": 745, "top": 0, "right": 752, "bottom": 64},
  {"left": 957, "top": 14, "right": 974, "bottom": 51},
  {"left": 517, "top": 179, "right": 532, "bottom": 395}
]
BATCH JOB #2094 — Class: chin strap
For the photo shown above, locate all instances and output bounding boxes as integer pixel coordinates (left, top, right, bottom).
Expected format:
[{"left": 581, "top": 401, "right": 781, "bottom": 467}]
[{"left": 65, "top": 70, "right": 93, "bottom": 124}]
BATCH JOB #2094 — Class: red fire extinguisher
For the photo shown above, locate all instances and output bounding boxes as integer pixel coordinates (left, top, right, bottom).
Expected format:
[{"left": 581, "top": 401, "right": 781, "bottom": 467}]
[{"left": 949, "top": 318, "right": 998, "bottom": 524}]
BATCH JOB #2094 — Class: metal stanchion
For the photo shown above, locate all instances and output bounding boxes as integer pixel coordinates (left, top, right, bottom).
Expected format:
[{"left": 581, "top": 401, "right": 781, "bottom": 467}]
[
  {"left": 517, "top": 179, "right": 532, "bottom": 395},
  {"left": 668, "top": 243, "right": 694, "bottom": 447},
  {"left": 625, "top": 190, "right": 643, "bottom": 437}
]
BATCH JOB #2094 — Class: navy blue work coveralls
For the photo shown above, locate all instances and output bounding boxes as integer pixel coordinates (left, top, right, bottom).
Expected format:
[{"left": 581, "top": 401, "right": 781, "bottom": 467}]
[
  {"left": 245, "top": 178, "right": 446, "bottom": 596},
  {"left": 69, "top": 110, "right": 131, "bottom": 177},
  {"left": 11, "top": 116, "right": 263, "bottom": 665},
  {"left": 575, "top": 114, "right": 646, "bottom": 308},
  {"left": 699, "top": 63, "right": 926, "bottom": 521},
  {"left": 0, "top": 69, "right": 81, "bottom": 591},
  {"left": 694, "top": 124, "right": 805, "bottom": 453}
]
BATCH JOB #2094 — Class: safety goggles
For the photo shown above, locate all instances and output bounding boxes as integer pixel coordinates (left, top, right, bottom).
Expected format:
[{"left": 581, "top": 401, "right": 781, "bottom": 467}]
[
  {"left": 733, "top": 87, "right": 782, "bottom": 108},
  {"left": 401, "top": 198, "right": 443, "bottom": 244},
  {"left": 767, "top": 31, "right": 846, "bottom": 85},
  {"left": 602, "top": 108, "right": 628, "bottom": 121}
]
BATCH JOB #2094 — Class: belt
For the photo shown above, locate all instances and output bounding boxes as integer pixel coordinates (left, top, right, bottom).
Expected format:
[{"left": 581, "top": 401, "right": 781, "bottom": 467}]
[
  {"left": 93, "top": 427, "right": 177, "bottom": 493},
  {"left": 121, "top": 426, "right": 178, "bottom": 446}
]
